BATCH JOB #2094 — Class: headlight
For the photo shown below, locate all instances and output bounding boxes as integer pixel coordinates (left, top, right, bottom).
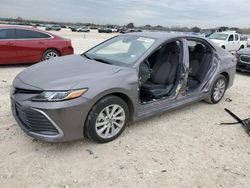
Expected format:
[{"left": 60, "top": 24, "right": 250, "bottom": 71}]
[{"left": 32, "top": 89, "right": 88, "bottom": 102}]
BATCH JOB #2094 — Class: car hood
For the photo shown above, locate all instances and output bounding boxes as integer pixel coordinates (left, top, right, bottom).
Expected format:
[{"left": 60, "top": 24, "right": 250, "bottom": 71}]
[
  {"left": 15, "top": 55, "right": 122, "bottom": 90},
  {"left": 237, "top": 48, "right": 250, "bottom": 55},
  {"left": 210, "top": 39, "right": 225, "bottom": 45}
]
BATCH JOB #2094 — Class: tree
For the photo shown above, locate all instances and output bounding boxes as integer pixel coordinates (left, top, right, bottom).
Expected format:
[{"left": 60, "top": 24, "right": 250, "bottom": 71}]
[
  {"left": 191, "top": 26, "right": 201, "bottom": 33},
  {"left": 145, "top": 24, "right": 151, "bottom": 28},
  {"left": 127, "top": 23, "right": 134, "bottom": 29},
  {"left": 16, "top": 17, "right": 23, "bottom": 22},
  {"left": 156, "top": 25, "right": 163, "bottom": 28}
]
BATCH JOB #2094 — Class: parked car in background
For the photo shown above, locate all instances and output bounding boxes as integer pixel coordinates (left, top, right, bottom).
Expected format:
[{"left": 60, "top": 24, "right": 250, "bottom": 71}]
[
  {"left": 120, "top": 28, "right": 142, "bottom": 33},
  {"left": 70, "top": 27, "right": 90, "bottom": 32},
  {"left": 60, "top": 25, "right": 67, "bottom": 28},
  {"left": 45, "top": 25, "right": 61, "bottom": 31},
  {"left": 98, "top": 27, "right": 112, "bottom": 33},
  {"left": 0, "top": 26, "right": 74, "bottom": 65},
  {"left": 11, "top": 32, "right": 236, "bottom": 143},
  {"left": 77, "top": 27, "right": 90, "bottom": 32},
  {"left": 89, "top": 26, "right": 99, "bottom": 30},
  {"left": 209, "top": 32, "right": 248, "bottom": 51},
  {"left": 236, "top": 48, "right": 250, "bottom": 72},
  {"left": 200, "top": 29, "right": 217, "bottom": 37},
  {"left": 70, "top": 27, "right": 78, "bottom": 32}
]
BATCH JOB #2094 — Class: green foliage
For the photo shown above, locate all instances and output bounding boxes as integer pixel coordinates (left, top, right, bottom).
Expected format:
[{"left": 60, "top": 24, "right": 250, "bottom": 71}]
[{"left": 1, "top": 17, "right": 250, "bottom": 34}]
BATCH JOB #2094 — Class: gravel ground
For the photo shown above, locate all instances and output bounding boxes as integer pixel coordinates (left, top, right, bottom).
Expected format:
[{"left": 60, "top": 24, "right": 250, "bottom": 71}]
[{"left": 0, "top": 28, "right": 250, "bottom": 188}]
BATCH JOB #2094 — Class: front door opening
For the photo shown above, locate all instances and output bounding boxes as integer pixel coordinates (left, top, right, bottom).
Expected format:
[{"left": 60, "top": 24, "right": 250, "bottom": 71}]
[{"left": 139, "top": 41, "right": 181, "bottom": 103}]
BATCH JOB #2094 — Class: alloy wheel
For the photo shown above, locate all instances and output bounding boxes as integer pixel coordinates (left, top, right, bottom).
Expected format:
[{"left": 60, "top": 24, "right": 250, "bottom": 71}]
[
  {"left": 95, "top": 104, "right": 125, "bottom": 139},
  {"left": 213, "top": 78, "right": 226, "bottom": 102},
  {"left": 45, "top": 51, "right": 58, "bottom": 60}
]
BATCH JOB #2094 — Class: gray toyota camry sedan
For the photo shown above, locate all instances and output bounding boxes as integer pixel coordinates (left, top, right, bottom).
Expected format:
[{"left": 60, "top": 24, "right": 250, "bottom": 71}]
[{"left": 11, "top": 32, "right": 236, "bottom": 143}]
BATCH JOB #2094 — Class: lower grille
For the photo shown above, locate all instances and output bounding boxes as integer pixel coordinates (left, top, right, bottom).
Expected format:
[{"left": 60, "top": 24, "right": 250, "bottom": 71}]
[
  {"left": 237, "top": 61, "right": 250, "bottom": 70},
  {"left": 15, "top": 103, "right": 59, "bottom": 136},
  {"left": 240, "top": 55, "right": 250, "bottom": 64}
]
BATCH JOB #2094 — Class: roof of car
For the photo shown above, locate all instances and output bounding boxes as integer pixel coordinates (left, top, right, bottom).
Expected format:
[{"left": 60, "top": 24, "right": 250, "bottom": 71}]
[
  {"left": 0, "top": 25, "right": 37, "bottom": 29},
  {"left": 0, "top": 25, "right": 52, "bottom": 33},
  {"left": 0, "top": 25, "right": 57, "bottom": 37},
  {"left": 220, "top": 32, "right": 237, "bottom": 35},
  {"left": 125, "top": 31, "right": 204, "bottom": 41}
]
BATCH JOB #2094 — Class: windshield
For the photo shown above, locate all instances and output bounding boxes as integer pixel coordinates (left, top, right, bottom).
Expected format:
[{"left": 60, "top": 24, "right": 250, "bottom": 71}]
[
  {"left": 84, "top": 35, "right": 155, "bottom": 67},
  {"left": 208, "top": 33, "right": 228, "bottom": 40}
]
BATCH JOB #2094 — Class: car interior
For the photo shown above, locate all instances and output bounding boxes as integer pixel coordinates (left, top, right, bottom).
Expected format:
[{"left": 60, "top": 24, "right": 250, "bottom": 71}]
[
  {"left": 139, "top": 39, "right": 213, "bottom": 103},
  {"left": 139, "top": 41, "right": 181, "bottom": 103},
  {"left": 187, "top": 40, "right": 213, "bottom": 91}
]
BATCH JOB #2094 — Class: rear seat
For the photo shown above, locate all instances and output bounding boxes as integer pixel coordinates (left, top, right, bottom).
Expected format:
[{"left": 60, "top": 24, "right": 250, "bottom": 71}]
[{"left": 188, "top": 44, "right": 210, "bottom": 89}]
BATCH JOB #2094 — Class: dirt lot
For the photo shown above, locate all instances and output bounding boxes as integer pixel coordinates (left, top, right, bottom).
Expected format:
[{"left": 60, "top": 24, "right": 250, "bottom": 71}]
[{"left": 0, "top": 28, "right": 250, "bottom": 188}]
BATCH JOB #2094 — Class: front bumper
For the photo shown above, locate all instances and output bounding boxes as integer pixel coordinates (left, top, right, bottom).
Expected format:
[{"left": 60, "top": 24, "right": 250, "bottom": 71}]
[
  {"left": 11, "top": 93, "right": 94, "bottom": 142},
  {"left": 237, "top": 60, "right": 250, "bottom": 73}
]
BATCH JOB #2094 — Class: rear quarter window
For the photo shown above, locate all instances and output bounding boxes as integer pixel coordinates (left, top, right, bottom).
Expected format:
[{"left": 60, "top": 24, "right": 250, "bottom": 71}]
[
  {"left": 0, "top": 29, "right": 15, "bottom": 39},
  {"left": 16, "top": 29, "right": 51, "bottom": 39},
  {"left": 235, "top": 34, "right": 239, "bottom": 41}
]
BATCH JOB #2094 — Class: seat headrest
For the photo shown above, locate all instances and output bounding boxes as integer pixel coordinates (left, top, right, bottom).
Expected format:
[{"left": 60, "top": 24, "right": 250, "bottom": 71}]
[
  {"left": 194, "top": 44, "right": 205, "bottom": 53},
  {"left": 165, "top": 42, "right": 179, "bottom": 54}
]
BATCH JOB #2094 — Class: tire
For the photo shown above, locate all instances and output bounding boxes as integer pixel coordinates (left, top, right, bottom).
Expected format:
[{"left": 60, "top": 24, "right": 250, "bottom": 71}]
[
  {"left": 85, "top": 95, "right": 129, "bottom": 143},
  {"left": 42, "top": 49, "right": 60, "bottom": 61},
  {"left": 239, "top": 45, "right": 245, "bottom": 50},
  {"left": 205, "top": 75, "right": 227, "bottom": 104}
]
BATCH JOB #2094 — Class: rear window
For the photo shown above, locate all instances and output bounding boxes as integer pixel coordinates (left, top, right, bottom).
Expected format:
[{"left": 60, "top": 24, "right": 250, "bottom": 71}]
[
  {"left": 0, "top": 29, "right": 15, "bottom": 39},
  {"left": 16, "top": 29, "right": 51, "bottom": 39},
  {"left": 235, "top": 34, "right": 239, "bottom": 41}
]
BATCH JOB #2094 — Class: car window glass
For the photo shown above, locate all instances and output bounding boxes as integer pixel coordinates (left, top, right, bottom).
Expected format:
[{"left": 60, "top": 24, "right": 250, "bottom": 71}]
[
  {"left": 16, "top": 29, "right": 51, "bottom": 39},
  {"left": 235, "top": 34, "right": 239, "bottom": 41},
  {"left": 187, "top": 40, "right": 206, "bottom": 52},
  {"left": 0, "top": 29, "right": 15, "bottom": 39},
  {"left": 96, "top": 40, "right": 131, "bottom": 55},
  {"left": 208, "top": 33, "right": 228, "bottom": 41},
  {"left": 228, "top": 35, "right": 234, "bottom": 41},
  {"left": 86, "top": 35, "right": 155, "bottom": 66}
]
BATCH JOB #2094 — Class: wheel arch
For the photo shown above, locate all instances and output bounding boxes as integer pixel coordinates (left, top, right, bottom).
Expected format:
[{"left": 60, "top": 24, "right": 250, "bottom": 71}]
[
  {"left": 220, "top": 71, "right": 230, "bottom": 88},
  {"left": 83, "top": 92, "right": 135, "bottom": 138},
  {"left": 85, "top": 91, "right": 135, "bottom": 124},
  {"left": 240, "top": 44, "right": 245, "bottom": 50},
  {"left": 111, "top": 92, "right": 135, "bottom": 124}
]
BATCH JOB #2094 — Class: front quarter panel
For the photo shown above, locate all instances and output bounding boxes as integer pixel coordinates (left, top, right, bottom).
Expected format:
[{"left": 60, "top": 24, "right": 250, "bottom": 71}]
[{"left": 74, "top": 68, "right": 139, "bottom": 114}]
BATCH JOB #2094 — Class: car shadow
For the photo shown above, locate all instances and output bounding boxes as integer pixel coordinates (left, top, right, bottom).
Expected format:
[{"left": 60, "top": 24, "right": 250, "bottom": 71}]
[
  {"left": 236, "top": 70, "right": 250, "bottom": 76},
  {"left": 0, "top": 64, "right": 32, "bottom": 68},
  {"left": 29, "top": 101, "right": 206, "bottom": 150}
]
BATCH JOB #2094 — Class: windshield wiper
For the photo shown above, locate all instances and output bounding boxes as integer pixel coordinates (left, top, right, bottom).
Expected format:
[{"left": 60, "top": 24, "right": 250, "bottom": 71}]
[{"left": 93, "top": 58, "right": 112, "bottom": 65}]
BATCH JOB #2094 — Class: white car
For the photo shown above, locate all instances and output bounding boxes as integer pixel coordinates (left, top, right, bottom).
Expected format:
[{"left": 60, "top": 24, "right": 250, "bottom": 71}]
[{"left": 208, "top": 32, "right": 248, "bottom": 52}]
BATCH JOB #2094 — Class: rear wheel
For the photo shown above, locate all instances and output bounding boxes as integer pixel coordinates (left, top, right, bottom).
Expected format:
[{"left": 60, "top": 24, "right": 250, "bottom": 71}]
[
  {"left": 205, "top": 75, "right": 227, "bottom": 104},
  {"left": 42, "top": 49, "right": 60, "bottom": 61},
  {"left": 85, "top": 95, "right": 129, "bottom": 143}
]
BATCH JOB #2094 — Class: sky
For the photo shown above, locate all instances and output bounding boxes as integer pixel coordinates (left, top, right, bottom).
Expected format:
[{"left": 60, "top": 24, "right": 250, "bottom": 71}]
[{"left": 0, "top": 0, "right": 250, "bottom": 28}]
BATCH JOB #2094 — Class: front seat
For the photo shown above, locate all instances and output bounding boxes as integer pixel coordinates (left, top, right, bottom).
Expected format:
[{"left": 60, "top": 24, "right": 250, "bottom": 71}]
[{"left": 141, "top": 42, "right": 179, "bottom": 99}]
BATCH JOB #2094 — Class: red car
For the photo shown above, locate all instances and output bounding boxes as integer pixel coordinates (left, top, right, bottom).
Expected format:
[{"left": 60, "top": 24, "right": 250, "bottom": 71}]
[{"left": 0, "top": 25, "right": 74, "bottom": 65}]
